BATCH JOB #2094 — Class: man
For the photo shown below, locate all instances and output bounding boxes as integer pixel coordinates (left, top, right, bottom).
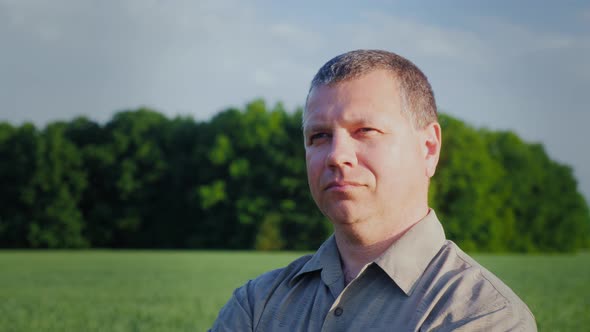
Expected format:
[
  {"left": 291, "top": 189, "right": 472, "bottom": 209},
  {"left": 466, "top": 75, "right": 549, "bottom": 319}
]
[{"left": 210, "top": 50, "right": 537, "bottom": 331}]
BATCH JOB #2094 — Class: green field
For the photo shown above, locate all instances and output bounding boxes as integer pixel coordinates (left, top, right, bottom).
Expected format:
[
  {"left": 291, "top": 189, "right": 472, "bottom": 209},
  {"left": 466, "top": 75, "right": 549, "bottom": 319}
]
[{"left": 0, "top": 251, "right": 588, "bottom": 331}]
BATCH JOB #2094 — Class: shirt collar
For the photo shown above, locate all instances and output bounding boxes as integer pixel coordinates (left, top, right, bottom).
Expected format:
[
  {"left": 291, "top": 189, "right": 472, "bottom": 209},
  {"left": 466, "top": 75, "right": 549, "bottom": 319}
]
[
  {"left": 290, "top": 234, "right": 343, "bottom": 288},
  {"left": 373, "top": 209, "right": 446, "bottom": 295},
  {"left": 289, "top": 210, "right": 446, "bottom": 296}
]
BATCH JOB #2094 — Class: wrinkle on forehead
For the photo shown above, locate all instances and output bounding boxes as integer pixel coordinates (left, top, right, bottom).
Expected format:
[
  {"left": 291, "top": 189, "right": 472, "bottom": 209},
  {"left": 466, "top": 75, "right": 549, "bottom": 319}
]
[
  {"left": 303, "top": 71, "right": 405, "bottom": 130},
  {"left": 303, "top": 98, "right": 402, "bottom": 137}
]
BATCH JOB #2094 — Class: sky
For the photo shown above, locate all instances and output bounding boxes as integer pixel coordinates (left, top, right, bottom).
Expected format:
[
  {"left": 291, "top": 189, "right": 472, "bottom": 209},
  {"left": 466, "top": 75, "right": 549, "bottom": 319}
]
[{"left": 1, "top": 0, "right": 589, "bottom": 203}]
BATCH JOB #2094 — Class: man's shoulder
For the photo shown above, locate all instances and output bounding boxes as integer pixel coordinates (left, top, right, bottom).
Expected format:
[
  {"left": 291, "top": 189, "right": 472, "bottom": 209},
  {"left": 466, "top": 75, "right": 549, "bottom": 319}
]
[
  {"left": 422, "top": 240, "right": 537, "bottom": 330},
  {"left": 237, "top": 253, "right": 315, "bottom": 305},
  {"left": 443, "top": 241, "right": 525, "bottom": 305},
  {"left": 248, "top": 253, "right": 314, "bottom": 289},
  {"left": 209, "top": 254, "right": 316, "bottom": 331}
]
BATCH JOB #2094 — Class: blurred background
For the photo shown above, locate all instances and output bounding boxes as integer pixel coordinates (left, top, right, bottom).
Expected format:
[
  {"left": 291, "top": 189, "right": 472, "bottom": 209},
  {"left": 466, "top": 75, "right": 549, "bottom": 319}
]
[
  {"left": 1, "top": 0, "right": 589, "bottom": 251},
  {"left": 1, "top": 1, "right": 589, "bottom": 330},
  {"left": 1, "top": 0, "right": 589, "bottom": 199}
]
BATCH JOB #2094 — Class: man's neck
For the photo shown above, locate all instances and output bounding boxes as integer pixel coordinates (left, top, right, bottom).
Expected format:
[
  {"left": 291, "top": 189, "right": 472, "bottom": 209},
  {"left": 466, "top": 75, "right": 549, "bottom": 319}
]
[{"left": 335, "top": 209, "right": 429, "bottom": 285}]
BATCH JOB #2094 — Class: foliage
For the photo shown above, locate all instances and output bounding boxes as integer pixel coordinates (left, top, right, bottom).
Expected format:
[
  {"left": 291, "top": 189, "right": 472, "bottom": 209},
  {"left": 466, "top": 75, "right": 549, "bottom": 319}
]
[{"left": 0, "top": 101, "right": 588, "bottom": 251}]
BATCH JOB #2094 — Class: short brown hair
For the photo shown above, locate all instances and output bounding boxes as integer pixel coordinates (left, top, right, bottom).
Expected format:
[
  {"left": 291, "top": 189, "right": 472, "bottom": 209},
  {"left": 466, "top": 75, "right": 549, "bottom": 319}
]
[{"left": 305, "top": 50, "right": 437, "bottom": 129}]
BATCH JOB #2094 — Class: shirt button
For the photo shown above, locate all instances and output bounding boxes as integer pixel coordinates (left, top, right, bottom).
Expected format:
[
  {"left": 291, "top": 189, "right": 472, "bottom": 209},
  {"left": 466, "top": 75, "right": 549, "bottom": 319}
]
[{"left": 334, "top": 307, "right": 344, "bottom": 317}]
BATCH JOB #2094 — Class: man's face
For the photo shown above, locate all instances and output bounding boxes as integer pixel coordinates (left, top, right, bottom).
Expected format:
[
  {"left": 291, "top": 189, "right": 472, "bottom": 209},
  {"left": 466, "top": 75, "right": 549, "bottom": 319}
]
[{"left": 303, "top": 69, "right": 433, "bottom": 227}]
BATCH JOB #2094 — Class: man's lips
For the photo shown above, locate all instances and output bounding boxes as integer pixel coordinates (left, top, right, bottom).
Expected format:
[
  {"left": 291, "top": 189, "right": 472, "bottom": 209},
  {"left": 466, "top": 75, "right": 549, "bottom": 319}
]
[{"left": 324, "top": 181, "right": 364, "bottom": 191}]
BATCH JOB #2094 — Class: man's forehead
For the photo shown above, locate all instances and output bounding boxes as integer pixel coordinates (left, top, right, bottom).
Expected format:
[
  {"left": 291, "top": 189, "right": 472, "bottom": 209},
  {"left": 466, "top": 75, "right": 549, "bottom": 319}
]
[
  {"left": 304, "top": 106, "right": 374, "bottom": 124},
  {"left": 305, "top": 70, "right": 401, "bottom": 107},
  {"left": 302, "top": 102, "right": 400, "bottom": 135},
  {"left": 303, "top": 74, "right": 403, "bottom": 129}
]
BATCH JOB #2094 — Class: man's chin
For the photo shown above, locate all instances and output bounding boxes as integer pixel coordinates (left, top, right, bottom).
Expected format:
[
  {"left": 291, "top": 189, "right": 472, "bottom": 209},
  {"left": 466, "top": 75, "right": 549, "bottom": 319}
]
[{"left": 322, "top": 201, "right": 366, "bottom": 225}]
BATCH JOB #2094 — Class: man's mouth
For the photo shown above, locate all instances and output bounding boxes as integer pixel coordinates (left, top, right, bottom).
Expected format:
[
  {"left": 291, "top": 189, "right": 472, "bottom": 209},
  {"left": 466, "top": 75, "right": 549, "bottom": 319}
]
[{"left": 324, "top": 180, "right": 363, "bottom": 191}]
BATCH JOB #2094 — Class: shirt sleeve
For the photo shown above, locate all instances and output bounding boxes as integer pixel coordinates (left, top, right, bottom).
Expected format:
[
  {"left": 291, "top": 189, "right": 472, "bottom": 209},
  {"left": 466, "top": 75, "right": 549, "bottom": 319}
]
[
  {"left": 208, "top": 282, "right": 254, "bottom": 332},
  {"left": 420, "top": 268, "right": 537, "bottom": 332},
  {"left": 431, "top": 303, "right": 537, "bottom": 332}
]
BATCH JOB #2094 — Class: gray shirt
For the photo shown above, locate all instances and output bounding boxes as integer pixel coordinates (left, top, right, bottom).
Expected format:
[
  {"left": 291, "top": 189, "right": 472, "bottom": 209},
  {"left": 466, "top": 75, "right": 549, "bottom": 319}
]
[{"left": 210, "top": 210, "right": 537, "bottom": 331}]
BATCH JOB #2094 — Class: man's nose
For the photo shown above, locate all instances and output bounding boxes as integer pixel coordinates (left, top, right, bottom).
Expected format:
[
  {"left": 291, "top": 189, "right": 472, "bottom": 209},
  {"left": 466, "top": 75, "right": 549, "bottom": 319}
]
[{"left": 326, "top": 133, "right": 358, "bottom": 169}]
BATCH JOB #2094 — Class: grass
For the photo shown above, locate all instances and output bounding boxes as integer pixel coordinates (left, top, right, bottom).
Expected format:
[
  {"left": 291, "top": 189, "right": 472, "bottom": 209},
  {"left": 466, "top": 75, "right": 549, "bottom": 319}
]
[
  {"left": 0, "top": 251, "right": 588, "bottom": 331},
  {"left": 473, "top": 253, "right": 590, "bottom": 332}
]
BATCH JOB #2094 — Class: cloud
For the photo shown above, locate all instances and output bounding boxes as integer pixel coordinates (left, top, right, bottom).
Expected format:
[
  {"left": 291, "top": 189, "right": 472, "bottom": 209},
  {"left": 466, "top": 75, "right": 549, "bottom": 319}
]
[
  {"left": 352, "top": 12, "right": 489, "bottom": 63},
  {"left": 0, "top": 0, "right": 318, "bottom": 123}
]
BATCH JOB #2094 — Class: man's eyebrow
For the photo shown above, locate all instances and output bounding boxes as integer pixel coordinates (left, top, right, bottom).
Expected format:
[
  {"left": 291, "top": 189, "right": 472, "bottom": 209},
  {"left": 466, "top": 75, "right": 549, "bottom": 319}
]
[
  {"left": 303, "top": 117, "right": 378, "bottom": 133},
  {"left": 303, "top": 124, "right": 331, "bottom": 135}
]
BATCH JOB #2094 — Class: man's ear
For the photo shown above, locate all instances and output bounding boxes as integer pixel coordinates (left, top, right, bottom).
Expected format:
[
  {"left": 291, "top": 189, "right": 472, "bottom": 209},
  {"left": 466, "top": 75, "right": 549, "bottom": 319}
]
[{"left": 422, "top": 122, "right": 442, "bottom": 178}]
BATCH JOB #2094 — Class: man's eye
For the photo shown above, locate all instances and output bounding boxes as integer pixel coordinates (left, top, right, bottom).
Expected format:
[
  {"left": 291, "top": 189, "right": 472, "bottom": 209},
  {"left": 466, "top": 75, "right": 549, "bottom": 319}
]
[
  {"left": 309, "top": 133, "right": 330, "bottom": 143},
  {"left": 358, "top": 127, "right": 377, "bottom": 134}
]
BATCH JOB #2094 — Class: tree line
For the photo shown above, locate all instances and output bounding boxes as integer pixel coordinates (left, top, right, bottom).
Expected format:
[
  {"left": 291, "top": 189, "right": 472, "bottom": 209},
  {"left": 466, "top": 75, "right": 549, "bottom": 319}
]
[{"left": 1, "top": 99, "right": 589, "bottom": 252}]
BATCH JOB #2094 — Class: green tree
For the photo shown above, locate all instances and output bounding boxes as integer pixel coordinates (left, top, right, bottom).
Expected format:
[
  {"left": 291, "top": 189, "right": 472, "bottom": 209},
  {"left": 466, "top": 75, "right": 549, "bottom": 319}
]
[
  {"left": 483, "top": 130, "right": 590, "bottom": 252},
  {"left": 25, "top": 123, "right": 88, "bottom": 248},
  {"left": 102, "top": 109, "right": 169, "bottom": 247},
  {"left": 431, "top": 114, "right": 509, "bottom": 252},
  {"left": 197, "top": 100, "right": 330, "bottom": 249},
  {"left": 1, "top": 102, "right": 587, "bottom": 252},
  {"left": 0, "top": 123, "right": 38, "bottom": 247}
]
